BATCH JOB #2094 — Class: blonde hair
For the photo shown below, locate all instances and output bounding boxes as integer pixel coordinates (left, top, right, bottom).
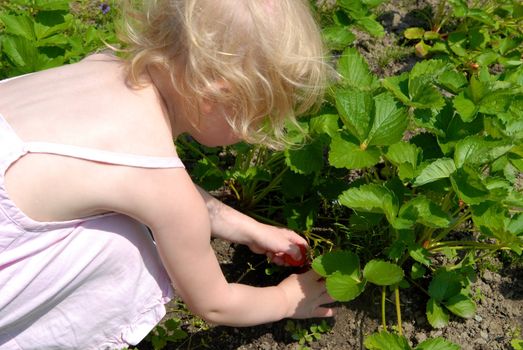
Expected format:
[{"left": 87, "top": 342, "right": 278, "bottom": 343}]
[{"left": 119, "top": 0, "right": 327, "bottom": 148}]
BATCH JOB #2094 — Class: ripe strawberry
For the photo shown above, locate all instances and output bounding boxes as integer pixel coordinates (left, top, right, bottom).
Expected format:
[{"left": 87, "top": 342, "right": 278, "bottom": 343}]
[{"left": 283, "top": 245, "right": 308, "bottom": 267}]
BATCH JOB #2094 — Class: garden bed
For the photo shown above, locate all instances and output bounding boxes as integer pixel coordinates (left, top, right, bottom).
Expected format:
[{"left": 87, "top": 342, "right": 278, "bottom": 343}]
[
  {"left": 140, "top": 239, "right": 522, "bottom": 350},
  {"left": 134, "top": 0, "right": 523, "bottom": 348}
]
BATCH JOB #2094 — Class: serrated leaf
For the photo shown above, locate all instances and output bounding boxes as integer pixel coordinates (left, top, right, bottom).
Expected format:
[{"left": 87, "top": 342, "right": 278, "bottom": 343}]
[
  {"left": 426, "top": 298, "right": 449, "bottom": 329},
  {"left": 322, "top": 25, "right": 355, "bottom": 51},
  {"left": 408, "top": 75, "right": 445, "bottom": 109},
  {"left": 337, "top": 47, "right": 377, "bottom": 90},
  {"left": 325, "top": 271, "right": 364, "bottom": 302},
  {"left": 355, "top": 16, "right": 385, "bottom": 37},
  {"left": 364, "top": 331, "right": 411, "bottom": 350},
  {"left": 385, "top": 142, "right": 421, "bottom": 167},
  {"left": 366, "top": 93, "right": 408, "bottom": 146},
  {"left": 284, "top": 137, "right": 324, "bottom": 175},
  {"left": 0, "top": 13, "right": 35, "bottom": 41},
  {"left": 311, "top": 251, "right": 360, "bottom": 279},
  {"left": 308, "top": 114, "right": 340, "bottom": 138},
  {"left": 410, "top": 60, "right": 448, "bottom": 79},
  {"left": 454, "top": 136, "right": 513, "bottom": 167},
  {"left": 399, "top": 196, "right": 451, "bottom": 229},
  {"left": 438, "top": 70, "right": 468, "bottom": 94},
  {"left": 414, "top": 158, "right": 456, "bottom": 186},
  {"left": 363, "top": 260, "right": 404, "bottom": 286},
  {"left": 428, "top": 270, "right": 462, "bottom": 301},
  {"left": 444, "top": 293, "right": 476, "bottom": 318},
  {"left": 335, "top": 88, "right": 373, "bottom": 141},
  {"left": 453, "top": 92, "right": 478, "bottom": 122},
  {"left": 328, "top": 132, "right": 380, "bottom": 169},
  {"left": 339, "top": 183, "right": 398, "bottom": 222},
  {"left": 450, "top": 166, "right": 490, "bottom": 205},
  {"left": 382, "top": 72, "right": 411, "bottom": 105},
  {"left": 409, "top": 246, "right": 432, "bottom": 266},
  {"left": 416, "top": 337, "right": 460, "bottom": 350}
]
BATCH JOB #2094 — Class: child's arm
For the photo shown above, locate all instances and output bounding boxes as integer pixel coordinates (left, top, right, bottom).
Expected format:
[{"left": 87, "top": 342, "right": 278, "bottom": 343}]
[
  {"left": 116, "top": 168, "right": 334, "bottom": 326},
  {"left": 196, "top": 185, "right": 307, "bottom": 265}
]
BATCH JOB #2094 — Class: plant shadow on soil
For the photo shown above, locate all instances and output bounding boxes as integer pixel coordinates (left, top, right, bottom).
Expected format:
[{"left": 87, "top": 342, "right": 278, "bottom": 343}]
[{"left": 136, "top": 240, "right": 523, "bottom": 350}]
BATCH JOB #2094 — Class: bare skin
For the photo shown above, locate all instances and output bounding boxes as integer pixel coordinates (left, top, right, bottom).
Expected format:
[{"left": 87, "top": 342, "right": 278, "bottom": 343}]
[{"left": 0, "top": 54, "right": 335, "bottom": 326}]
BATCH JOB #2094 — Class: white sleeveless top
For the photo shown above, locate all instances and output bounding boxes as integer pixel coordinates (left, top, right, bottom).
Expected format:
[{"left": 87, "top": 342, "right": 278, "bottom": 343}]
[{"left": 0, "top": 75, "right": 183, "bottom": 349}]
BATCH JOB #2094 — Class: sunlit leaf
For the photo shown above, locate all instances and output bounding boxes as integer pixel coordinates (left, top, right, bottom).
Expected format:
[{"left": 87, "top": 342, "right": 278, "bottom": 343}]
[
  {"left": 363, "top": 260, "right": 404, "bottom": 286},
  {"left": 426, "top": 298, "right": 449, "bottom": 329}
]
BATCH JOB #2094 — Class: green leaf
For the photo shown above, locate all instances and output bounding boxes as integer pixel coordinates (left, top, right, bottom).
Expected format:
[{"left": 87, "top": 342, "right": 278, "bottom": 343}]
[
  {"left": 428, "top": 270, "right": 462, "bottom": 301},
  {"left": 355, "top": 16, "right": 385, "bottom": 37},
  {"left": 404, "top": 27, "right": 425, "bottom": 39},
  {"left": 450, "top": 166, "right": 490, "bottom": 205},
  {"left": 398, "top": 196, "right": 451, "bottom": 229},
  {"left": 414, "top": 158, "right": 456, "bottom": 186},
  {"left": 511, "top": 339, "right": 523, "bottom": 350},
  {"left": 366, "top": 93, "right": 408, "bottom": 146},
  {"left": 363, "top": 260, "right": 404, "bottom": 286},
  {"left": 385, "top": 142, "right": 420, "bottom": 167},
  {"left": 322, "top": 25, "right": 355, "bottom": 50},
  {"left": 453, "top": 92, "right": 478, "bottom": 122},
  {"left": 416, "top": 337, "right": 460, "bottom": 350},
  {"left": 285, "top": 137, "right": 324, "bottom": 175},
  {"left": 364, "top": 331, "right": 411, "bottom": 350},
  {"left": 0, "top": 13, "right": 35, "bottom": 41},
  {"left": 444, "top": 293, "right": 476, "bottom": 318},
  {"left": 411, "top": 263, "right": 426, "bottom": 280},
  {"left": 309, "top": 114, "right": 339, "bottom": 138},
  {"left": 335, "top": 88, "right": 373, "bottom": 141},
  {"left": 409, "top": 246, "right": 432, "bottom": 266},
  {"left": 325, "top": 271, "right": 365, "bottom": 302},
  {"left": 382, "top": 72, "right": 410, "bottom": 105},
  {"left": 311, "top": 251, "right": 360, "bottom": 279},
  {"left": 408, "top": 76, "right": 445, "bottom": 109},
  {"left": 337, "top": 47, "right": 377, "bottom": 90},
  {"left": 438, "top": 70, "right": 468, "bottom": 94},
  {"left": 339, "top": 184, "right": 399, "bottom": 222},
  {"left": 426, "top": 298, "right": 450, "bottom": 329},
  {"left": 454, "top": 136, "right": 513, "bottom": 167},
  {"left": 328, "top": 132, "right": 380, "bottom": 169}
]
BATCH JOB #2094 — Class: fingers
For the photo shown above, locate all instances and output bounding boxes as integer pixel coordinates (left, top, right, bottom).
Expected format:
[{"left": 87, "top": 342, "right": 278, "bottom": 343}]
[{"left": 313, "top": 306, "right": 336, "bottom": 318}]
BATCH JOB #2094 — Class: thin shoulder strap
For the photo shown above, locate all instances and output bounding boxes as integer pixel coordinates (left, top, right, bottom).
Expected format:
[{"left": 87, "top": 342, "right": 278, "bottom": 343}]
[{"left": 25, "top": 141, "right": 185, "bottom": 169}]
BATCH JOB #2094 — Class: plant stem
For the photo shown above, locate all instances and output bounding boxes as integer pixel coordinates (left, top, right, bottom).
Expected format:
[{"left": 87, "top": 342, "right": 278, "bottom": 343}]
[
  {"left": 250, "top": 167, "right": 288, "bottom": 207},
  {"left": 381, "top": 286, "right": 387, "bottom": 331},
  {"left": 429, "top": 241, "right": 508, "bottom": 251},
  {"left": 395, "top": 286, "right": 403, "bottom": 336}
]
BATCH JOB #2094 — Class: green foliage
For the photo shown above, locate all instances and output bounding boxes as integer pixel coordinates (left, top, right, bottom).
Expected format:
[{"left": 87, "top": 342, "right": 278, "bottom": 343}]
[
  {"left": 145, "top": 318, "right": 188, "bottom": 350},
  {"left": 314, "top": 0, "right": 386, "bottom": 51},
  {"left": 364, "top": 331, "right": 460, "bottom": 350},
  {"left": 16, "top": 1, "right": 520, "bottom": 347},
  {"left": 403, "top": 0, "right": 523, "bottom": 71},
  {"left": 0, "top": 0, "right": 118, "bottom": 79},
  {"left": 284, "top": 320, "right": 331, "bottom": 350}
]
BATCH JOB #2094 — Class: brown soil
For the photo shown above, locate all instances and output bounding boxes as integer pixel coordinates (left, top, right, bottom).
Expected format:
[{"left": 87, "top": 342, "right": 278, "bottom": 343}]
[{"left": 141, "top": 240, "right": 522, "bottom": 350}]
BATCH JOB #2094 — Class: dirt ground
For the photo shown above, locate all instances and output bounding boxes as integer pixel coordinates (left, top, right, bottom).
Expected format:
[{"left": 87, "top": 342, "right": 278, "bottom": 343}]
[
  {"left": 137, "top": 1, "right": 523, "bottom": 349},
  {"left": 148, "top": 240, "right": 522, "bottom": 350}
]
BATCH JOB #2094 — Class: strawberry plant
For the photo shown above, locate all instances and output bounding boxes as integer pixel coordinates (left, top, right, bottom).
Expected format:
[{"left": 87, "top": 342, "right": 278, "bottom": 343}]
[
  {"left": 0, "top": 0, "right": 117, "bottom": 79},
  {"left": 403, "top": 0, "right": 523, "bottom": 71},
  {"left": 314, "top": 0, "right": 386, "bottom": 51},
  {"left": 307, "top": 45, "right": 522, "bottom": 347}
]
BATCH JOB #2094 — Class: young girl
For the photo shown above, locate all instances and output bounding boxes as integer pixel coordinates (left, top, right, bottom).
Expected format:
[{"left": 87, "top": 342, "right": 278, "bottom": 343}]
[{"left": 0, "top": 0, "right": 335, "bottom": 348}]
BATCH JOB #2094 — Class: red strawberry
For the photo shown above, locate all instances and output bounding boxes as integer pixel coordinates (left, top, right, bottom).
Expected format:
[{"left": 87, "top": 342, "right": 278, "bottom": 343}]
[{"left": 283, "top": 245, "right": 308, "bottom": 267}]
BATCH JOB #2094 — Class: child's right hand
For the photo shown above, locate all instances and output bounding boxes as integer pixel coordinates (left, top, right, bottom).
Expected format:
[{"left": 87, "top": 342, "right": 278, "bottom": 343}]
[{"left": 278, "top": 269, "right": 336, "bottom": 319}]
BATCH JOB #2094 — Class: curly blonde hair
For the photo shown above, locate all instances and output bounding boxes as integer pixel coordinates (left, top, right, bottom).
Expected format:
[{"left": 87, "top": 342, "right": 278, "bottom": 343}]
[{"left": 119, "top": 0, "right": 327, "bottom": 147}]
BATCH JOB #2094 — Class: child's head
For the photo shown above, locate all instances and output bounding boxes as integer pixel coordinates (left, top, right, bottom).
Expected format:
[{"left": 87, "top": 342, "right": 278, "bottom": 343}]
[{"left": 120, "top": 0, "right": 327, "bottom": 147}]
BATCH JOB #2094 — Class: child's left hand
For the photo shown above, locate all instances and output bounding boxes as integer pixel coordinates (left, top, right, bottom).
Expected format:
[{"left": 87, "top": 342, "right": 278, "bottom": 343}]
[{"left": 246, "top": 223, "right": 310, "bottom": 267}]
